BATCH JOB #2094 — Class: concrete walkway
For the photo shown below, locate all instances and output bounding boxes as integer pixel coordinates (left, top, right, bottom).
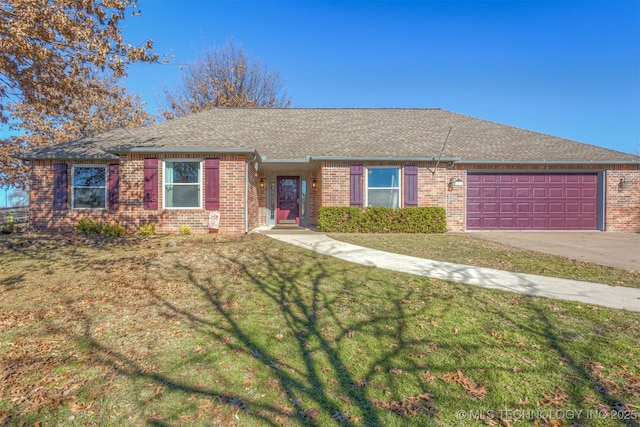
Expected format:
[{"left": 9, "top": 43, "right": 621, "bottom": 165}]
[{"left": 261, "top": 230, "right": 640, "bottom": 312}]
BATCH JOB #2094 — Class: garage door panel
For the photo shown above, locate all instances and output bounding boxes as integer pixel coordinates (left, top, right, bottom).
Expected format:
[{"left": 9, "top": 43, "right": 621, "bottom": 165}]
[
  {"left": 516, "top": 218, "right": 532, "bottom": 228},
  {"left": 483, "top": 188, "right": 498, "bottom": 198},
  {"left": 467, "top": 173, "right": 598, "bottom": 230},
  {"left": 483, "top": 203, "right": 498, "bottom": 213},
  {"left": 482, "top": 217, "right": 498, "bottom": 228},
  {"left": 549, "top": 188, "right": 564, "bottom": 197},
  {"left": 549, "top": 218, "right": 564, "bottom": 228},
  {"left": 532, "top": 188, "right": 547, "bottom": 198},
  {"left": 500, "top": 188, "right": 514, "bottom": 198},
  {"left": 549, "top": 203, "right": 564, "bottom": 213},
  {"left": 565, "top": 203, "right": 580, "bottom": 213},
  {"left": 532, "top": 218, "right": 548, "bottom": 228},
  {"left": 500, "top": 203, "right": 514, "bottom": 213},
  {"left": 565, "top": 188, "right": 580, "bottom": 198},
  {"left": 500, "top": 218, "right": 515, "bottom": 228},
  {"left": 532, "top": 203, "right": 547, "bottom": 213}
]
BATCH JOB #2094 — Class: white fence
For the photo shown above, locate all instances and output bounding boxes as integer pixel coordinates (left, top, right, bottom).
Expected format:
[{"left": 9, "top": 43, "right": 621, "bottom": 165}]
[{"left": 0, "top": 206, "right": 28, "bottom": 224}]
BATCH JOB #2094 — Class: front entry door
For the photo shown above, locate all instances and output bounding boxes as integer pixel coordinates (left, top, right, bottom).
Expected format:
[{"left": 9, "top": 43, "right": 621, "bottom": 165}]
[{"left": 277, "top": 176, "right": 299, "bottom": 225}]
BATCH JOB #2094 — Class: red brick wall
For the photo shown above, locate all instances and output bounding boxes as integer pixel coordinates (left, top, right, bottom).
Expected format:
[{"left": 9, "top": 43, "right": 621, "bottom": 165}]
[
  {"left": 29, "top": 154, "right": 249, "bottom": 234},
  {"left": 605, "top": 169, "right": 640, "bottom": 232}
]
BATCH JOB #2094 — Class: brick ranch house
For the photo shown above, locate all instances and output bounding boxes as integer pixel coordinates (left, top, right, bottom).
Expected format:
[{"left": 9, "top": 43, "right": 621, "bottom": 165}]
[{"left": 17, "top": 108, "right": 640, "bottom": 234}]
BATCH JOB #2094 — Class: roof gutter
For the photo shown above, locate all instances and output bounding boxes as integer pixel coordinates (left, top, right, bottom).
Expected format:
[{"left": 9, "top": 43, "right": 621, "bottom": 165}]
[
  {"left": 260, "top": 156, "right": 312, "bottom": 163},
  {"left": 310, "top": 156, "right": 461, "bottom": 162},
  {"left": 456, "top": 160, "right": 639, "bottom": 165}
]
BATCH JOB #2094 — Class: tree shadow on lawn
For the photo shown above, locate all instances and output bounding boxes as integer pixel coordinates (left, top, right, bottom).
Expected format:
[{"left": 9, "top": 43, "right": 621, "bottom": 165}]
[
  {"left": 141, "top": 252, "right": 433, "bottom": 425},
  {"left": 42, "top": 239, "right": 639, "bottom": 426},
  {"left": 64, "top": 245, "right": 459, "bottom": 426},
  {"left": 477, "top": 299, "right": 640, "bottom": 427}
]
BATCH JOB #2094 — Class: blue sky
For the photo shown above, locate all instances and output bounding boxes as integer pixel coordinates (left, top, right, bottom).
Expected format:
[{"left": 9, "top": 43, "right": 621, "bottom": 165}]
[
  {"left": 121, "top": 0, "right": 639, "bottom": 156},
  {"left": 2, "top": 0, "right": 639, "bottom": 206}
]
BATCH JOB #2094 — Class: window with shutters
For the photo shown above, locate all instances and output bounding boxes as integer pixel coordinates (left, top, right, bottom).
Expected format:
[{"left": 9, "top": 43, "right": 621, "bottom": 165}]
[
  {"left": 366, "top": 167, "right": 401, "bottom": 208},
  {"left": 72, "top": 166, "right": 107, "bottom": 209},
  {"left": 164, "top": 160, "right": 202, "bottom": 208}
]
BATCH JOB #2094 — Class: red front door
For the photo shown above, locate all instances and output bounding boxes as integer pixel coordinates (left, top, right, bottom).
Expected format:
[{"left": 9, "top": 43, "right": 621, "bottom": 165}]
[{"left": 277, "top": 177, "right": 299, "bottom": 225}]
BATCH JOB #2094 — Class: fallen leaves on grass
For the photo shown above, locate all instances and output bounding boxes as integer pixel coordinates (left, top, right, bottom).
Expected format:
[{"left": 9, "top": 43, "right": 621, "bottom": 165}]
[
  {"left": 372, "top": 391, "right": 439, "bottom": 418},
  {"left": 538, "top": 386, "right": 568, "bottom": 407},
  {"left": 421, "top": 371, "right": 436, "bottom": 383},
  {"left": 441, "top": 370, "right": 487, "bottom": 399}
]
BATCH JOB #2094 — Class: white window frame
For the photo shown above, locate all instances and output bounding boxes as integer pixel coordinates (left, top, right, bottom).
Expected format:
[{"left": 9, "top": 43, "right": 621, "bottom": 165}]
[
  {"left": 162, "top": 159, "right": 203, "bottom": 209},
  {"left": 72, "top": 165, "right": 107, "bottom": 210},
  {"left": 365, "top": 166, "right": 402, "bottom": 208}
]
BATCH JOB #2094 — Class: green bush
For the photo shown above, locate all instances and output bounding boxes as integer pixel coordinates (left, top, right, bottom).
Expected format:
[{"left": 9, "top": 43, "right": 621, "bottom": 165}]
[
  {"left": 76, "top": 218, "right": 125, "bottom": 238},
  {"left": 101, "top": 223, "right": 126, "bottom": 238},
  {"left": 76, "top": 218, "right": 103, "bottom": 235},
  {"left": 2, "top": 216, "right": 14, "bottom": 234},
  {"left": 139, "top": 223, "right": 156, "bottom": 236},
  {"left": 318, "top": 206, "right": 447, "bottom": 233},
  {"left": 179, "top": 224, "right": 191, "bottom": 235}
]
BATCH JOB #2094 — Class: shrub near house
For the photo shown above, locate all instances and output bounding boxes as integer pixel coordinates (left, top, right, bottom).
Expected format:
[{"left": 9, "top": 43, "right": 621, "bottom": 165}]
[{"left": 318, "top": 207, "right": 447, "bottom": 233}]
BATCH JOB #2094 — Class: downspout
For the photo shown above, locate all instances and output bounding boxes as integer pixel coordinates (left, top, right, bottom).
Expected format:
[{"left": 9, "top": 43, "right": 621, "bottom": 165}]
[{"left": 245, "top": 153, "right": 258, "bottom": 233}]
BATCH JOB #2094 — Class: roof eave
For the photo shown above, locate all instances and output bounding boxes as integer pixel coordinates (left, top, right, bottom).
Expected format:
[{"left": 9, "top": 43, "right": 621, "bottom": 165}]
[
  {"left": 105, "top": 146, "right": 259, "bottom": 155},
  {"left": 13, "top": 153, "right": 119, "bottom": 161}
]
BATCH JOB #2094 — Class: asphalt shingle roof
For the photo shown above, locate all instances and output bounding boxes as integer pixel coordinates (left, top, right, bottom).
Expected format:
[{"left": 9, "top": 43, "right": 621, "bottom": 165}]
[{"left": 20, "top": 108, "right": 639, "bottom": 163}]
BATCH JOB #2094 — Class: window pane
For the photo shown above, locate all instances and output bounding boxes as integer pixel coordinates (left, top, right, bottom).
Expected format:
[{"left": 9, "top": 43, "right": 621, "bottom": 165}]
[
  {"left": 73, "top": 188, "right": 106, "bottom": 209},
  {"left": 168, "top": 162, "right": 199, "bottom": 183},
  {"left": 368, "top": 168, "right": 399, "bottom": 188},
  {"left": 166, "top": 185, "right": 199, "bottom": 208},
  {"left": 300, "top": 180, "right": 307, "bottom": 219},
  {"left": 73, "top": 167, "right": 106, "bottom": 186},
  {"left": 368, "top": 189, "right": 399, "bottom": 208}
]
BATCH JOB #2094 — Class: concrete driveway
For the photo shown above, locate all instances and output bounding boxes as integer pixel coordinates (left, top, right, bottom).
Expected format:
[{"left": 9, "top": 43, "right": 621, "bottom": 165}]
[{"left": 465, "top": 232, "right": 640, "bottom": 271}]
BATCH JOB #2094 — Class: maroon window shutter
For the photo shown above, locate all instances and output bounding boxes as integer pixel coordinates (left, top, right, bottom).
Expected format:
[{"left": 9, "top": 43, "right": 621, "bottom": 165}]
[
  {"left": 143, "top": 158, "right": 158, "bottom": 210},
  {"left": 205, "top": 158, "right": 220, "bottom": 210},
  {"left": 350, "top": 164, "right": 363, "bottom": 208},
  {"left": 404, "top": 165, "right": 418, "bottom": 207},
  {"left": 53, "top": 163, "right": 68, "bottom": 210},
  {"left": 108, "top": 164, "right": 120, "bottom": 210}
]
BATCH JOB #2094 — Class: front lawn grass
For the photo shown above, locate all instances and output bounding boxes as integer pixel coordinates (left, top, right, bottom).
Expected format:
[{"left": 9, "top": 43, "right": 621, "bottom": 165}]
[
  {"left": 0, "top": 233, "right": 638, "bottom": 426},
  {"left": 330, "top": 233, "right": 640, "bottom": 288}
]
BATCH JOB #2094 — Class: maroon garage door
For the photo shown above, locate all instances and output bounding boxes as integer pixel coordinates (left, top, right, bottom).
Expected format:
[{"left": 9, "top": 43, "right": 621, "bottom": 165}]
[{"left": 467, "top": 173, "right": 599, "bottom": 230}]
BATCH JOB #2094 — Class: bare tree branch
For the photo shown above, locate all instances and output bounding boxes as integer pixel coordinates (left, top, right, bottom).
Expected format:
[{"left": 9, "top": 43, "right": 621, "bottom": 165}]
[{"left": 161, "top": 40, "right": 290, "bottom": 120}]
